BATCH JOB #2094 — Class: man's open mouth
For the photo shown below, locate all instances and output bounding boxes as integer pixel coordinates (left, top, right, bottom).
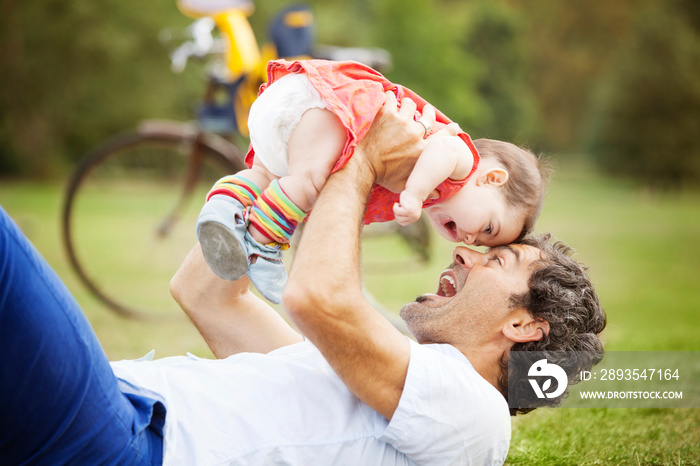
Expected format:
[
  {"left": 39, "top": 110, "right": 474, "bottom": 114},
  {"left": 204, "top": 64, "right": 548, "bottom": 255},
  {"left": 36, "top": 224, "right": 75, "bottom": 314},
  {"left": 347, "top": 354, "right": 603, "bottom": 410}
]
[{"left": 437, "top": 271, "right": 457, "bottom": 297}]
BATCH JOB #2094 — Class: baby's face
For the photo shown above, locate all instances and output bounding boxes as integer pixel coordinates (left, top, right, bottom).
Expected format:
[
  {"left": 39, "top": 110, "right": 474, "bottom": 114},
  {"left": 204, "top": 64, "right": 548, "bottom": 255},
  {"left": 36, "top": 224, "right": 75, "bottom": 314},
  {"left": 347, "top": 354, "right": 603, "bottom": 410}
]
[{"left": 424, "top": 182, "right": 524, "bottom": 247}]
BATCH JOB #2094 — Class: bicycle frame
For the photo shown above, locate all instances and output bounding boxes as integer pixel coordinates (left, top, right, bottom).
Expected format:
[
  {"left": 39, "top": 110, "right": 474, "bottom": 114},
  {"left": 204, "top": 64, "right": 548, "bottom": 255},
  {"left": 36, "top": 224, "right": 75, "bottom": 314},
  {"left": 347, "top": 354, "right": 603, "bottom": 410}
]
[
  {"left": 176, "top": 1, "right": 260, "bottom": 136},
  {"left": 171, "top": 1, "right": 388, "bottom": 139},
  {"left": 176, "top": 1, "right": 315, "bottom": 137}
]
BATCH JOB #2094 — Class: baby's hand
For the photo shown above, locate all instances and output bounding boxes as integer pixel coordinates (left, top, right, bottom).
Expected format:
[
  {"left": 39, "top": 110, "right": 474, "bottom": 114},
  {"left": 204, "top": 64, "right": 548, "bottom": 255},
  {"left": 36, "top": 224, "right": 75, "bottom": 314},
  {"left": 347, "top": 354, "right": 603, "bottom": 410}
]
[{"left": 393, "top": 191, "right": 423, "bottom": 226}]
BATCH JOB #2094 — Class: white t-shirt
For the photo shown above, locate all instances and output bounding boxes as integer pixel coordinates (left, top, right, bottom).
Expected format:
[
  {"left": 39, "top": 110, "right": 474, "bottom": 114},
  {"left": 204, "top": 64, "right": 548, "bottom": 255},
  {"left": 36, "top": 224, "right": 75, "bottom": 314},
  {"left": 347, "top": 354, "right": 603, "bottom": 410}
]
[{"left": 110, "top": 339, "right": 510, "bottom": 465}]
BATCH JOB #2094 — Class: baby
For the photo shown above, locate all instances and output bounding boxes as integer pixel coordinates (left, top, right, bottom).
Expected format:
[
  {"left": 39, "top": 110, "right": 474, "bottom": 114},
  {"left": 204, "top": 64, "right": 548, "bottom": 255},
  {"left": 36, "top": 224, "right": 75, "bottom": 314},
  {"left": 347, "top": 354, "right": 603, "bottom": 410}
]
[{"left": 197, "top": 59, "right": 547, "bottom": 303}]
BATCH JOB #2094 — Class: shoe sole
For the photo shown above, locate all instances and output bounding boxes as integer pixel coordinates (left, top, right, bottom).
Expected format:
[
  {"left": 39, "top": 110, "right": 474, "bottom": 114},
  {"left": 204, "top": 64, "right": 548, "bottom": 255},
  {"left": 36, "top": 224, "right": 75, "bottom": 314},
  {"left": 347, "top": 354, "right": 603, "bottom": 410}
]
[{"left": 198, "top": 221, "right": 249, "bottom": 280}]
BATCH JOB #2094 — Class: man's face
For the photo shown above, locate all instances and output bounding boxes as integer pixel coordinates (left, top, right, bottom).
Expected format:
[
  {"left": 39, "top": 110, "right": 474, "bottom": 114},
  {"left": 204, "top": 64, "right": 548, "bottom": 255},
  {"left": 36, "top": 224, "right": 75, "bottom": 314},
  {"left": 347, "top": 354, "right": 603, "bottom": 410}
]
[{"left": 400, "top": 244, "right": 542, "bottom": 345}]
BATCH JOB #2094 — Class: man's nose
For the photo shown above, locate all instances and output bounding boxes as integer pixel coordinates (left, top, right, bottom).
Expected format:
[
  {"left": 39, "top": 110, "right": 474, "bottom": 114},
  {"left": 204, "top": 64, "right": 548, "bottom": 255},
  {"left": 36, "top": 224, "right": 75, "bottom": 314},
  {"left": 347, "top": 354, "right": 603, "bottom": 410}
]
[{"left": 452, "top": 246, "right": 486, "bottom": 269}]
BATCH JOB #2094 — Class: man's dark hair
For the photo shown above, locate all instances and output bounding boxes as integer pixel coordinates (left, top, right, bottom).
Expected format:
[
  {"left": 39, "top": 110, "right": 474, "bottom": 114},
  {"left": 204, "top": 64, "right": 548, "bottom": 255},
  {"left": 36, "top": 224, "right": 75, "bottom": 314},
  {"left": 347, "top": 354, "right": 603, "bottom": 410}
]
[{"left": 497, "top": 233, "right": 607, "bottom": 416}]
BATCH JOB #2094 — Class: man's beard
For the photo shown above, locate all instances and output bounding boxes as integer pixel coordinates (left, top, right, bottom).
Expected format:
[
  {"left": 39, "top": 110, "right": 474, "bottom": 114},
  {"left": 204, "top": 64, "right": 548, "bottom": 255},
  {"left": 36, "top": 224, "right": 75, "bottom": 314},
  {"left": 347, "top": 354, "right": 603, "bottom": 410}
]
[
  {"left": 400, "top": 295, "right": 432, "bottom": 325},
  {"left": 399, "top": 300, "right": 419, "bottom": 323},
  {"left": 399, "top": 298, "right": 443, "bottom": 327},
  {"left": 399, "top": 300, "right": 446, "bottom": 344}
]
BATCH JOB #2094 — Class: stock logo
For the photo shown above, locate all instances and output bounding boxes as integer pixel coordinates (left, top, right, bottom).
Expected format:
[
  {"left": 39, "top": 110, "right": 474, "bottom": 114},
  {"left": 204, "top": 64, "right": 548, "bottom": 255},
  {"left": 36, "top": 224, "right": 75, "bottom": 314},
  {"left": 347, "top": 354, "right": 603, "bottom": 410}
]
[{"left": 528, "top": 359, "right": 568, "bottom": 399}]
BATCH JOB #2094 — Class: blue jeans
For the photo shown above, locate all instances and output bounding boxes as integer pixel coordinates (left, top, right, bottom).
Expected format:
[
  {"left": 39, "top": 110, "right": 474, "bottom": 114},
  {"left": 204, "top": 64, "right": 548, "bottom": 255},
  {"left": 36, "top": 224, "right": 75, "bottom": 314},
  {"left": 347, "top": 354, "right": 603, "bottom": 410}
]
[{"left": 0, "top": 206, "right": 164, "bottom": 465}]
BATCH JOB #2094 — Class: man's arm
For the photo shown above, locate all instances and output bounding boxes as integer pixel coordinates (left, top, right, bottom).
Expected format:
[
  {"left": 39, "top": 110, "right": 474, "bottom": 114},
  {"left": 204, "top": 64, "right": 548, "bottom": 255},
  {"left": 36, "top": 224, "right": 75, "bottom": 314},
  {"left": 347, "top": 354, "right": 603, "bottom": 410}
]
[
  {"left": 283, "top": 93, "right": 431, "bottom": 419},
  {"left": 170, "top": 244, "right": 303, "bottom": 358}
]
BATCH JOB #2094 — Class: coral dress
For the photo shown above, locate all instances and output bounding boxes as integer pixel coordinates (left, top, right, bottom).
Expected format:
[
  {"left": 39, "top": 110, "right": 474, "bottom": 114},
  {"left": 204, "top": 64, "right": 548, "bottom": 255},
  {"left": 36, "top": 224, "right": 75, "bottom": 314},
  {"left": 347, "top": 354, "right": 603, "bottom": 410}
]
[{"left": 244, "top": 59, "right": 480, "bottom": 224}]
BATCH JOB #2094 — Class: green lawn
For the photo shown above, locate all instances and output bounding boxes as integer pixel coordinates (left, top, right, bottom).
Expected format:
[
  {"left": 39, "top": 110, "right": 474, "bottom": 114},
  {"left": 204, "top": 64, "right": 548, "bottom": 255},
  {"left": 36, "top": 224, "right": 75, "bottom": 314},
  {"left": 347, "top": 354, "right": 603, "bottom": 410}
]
[{"left": 1, "top": 155, "right": 698, "bottom": 464}]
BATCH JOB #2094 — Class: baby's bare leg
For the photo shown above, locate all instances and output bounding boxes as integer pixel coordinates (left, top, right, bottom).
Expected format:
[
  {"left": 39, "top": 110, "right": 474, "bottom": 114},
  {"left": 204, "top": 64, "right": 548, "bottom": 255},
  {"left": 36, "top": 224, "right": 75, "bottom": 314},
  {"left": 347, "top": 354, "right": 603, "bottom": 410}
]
[
  {"left": 249, "top": 108, "right": 346, "bottom": 244},
  {"left": 282, "top": 108, "right": 347, "bottom": 211}
]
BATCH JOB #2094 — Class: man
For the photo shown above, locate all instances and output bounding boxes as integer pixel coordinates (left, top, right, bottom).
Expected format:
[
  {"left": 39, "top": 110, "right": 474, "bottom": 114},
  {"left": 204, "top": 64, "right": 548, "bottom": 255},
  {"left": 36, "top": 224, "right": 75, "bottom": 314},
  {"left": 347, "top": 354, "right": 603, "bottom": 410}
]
[
  {"left": 169, "top": 93, "right": 606, "bottom": 463},
  {"left": 0, "top": 94, "right": 605, "bottom": 465}
]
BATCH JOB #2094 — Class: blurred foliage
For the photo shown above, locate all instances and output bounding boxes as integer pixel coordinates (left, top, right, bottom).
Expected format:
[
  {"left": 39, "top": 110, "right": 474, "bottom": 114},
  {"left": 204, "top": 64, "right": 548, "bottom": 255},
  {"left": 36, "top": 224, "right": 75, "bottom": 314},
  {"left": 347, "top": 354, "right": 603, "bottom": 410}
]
[
  {"left": 1, "top": 0, "right": 698, "bottom": 187},
  {"left": 510, "top": 0, "right": 639, "bottom": 152},
  {"left": 370, "top": 0, "right": 484, "bottom": 131},
  {"left": 584, "top": 0, "right": 700, "bottom": 188},
  {"left": 459, "top": 1, "right": 537, "bottom": 144},
  {"left": 0, "top": 0, "right": 197, "bottom": 175}
]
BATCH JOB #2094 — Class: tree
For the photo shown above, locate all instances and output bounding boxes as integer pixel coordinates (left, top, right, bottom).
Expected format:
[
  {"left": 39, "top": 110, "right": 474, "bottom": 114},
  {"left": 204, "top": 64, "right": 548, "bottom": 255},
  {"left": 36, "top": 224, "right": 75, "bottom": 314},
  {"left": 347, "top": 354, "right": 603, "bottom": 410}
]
[
  {"left": 584, "top": 1, "right": 700, "bottom": 187},
  {"left": 0, "top": 0, "right": 194, "bottom": 175},
  {"left": 370, "top": 0, "right": 485, "bottom": 129},
  {"left": 460, "top": 1, "right": 537, "bottom": 143}
]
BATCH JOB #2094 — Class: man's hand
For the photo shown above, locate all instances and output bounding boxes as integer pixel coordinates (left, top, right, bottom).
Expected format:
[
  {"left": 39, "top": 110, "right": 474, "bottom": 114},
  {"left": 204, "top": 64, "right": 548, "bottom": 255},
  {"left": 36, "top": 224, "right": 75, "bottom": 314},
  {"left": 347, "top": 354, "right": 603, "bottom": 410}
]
[{"left": 358, "top": 92, "right": 435, "bottom": 193}]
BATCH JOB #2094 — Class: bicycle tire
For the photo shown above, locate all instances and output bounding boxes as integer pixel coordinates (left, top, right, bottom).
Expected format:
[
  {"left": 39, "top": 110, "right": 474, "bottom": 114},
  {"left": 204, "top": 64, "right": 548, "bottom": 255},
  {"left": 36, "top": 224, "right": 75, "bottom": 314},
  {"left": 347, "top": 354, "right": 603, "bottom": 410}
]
[{"left": 62, "top": 129, "right": 246, "bottom": 320}]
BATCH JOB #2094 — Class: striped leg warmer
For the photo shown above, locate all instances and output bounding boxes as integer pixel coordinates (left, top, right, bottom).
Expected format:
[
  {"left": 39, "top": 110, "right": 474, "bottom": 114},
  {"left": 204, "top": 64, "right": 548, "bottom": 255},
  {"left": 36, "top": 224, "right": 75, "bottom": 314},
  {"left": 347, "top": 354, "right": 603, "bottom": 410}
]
[
  {"left": 249, "top": 180, "right": 307, "bottom": 244},
  {"left": 205, "top": 175, "right": 262, "bottom": 207}
]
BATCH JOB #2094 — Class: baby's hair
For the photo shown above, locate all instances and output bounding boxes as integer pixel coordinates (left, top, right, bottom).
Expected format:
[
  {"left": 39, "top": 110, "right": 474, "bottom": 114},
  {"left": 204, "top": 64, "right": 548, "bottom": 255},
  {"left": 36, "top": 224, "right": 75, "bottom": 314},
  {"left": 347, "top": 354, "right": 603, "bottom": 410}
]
[{"left": 473, "top": 139, "right": 550, "bottom": 241}]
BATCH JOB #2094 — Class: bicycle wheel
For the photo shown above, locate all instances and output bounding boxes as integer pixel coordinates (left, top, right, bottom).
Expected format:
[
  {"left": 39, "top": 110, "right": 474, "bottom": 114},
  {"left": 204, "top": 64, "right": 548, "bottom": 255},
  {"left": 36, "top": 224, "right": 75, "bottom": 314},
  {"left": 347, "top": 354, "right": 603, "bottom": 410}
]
[{"left": 63, "top": 129, "right": 246, "bottom": 319}]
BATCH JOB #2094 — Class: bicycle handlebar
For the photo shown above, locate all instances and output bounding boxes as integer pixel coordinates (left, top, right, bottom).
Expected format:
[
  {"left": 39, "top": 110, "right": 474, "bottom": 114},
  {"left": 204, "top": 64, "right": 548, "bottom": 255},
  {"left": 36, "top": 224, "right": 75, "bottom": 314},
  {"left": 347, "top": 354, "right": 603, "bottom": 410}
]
[
  {"left": 314, "top": 45, "right": 393, "bottom": 72},
  {"left": 160, "top": 18, "right": 224, "bottom": 73},
  {"left": 161, "top": 10, "right": 393, "bottom": 76}
]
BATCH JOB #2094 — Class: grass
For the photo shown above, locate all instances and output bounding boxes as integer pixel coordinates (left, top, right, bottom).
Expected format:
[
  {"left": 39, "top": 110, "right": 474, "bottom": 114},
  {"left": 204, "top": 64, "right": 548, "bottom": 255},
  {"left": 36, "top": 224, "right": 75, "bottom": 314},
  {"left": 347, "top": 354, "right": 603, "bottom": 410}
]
[
  {"left": 1, "top": 155, "right": 699, "bottom": 464},
  {"left": 0, "top": 179, "right": 214, "bottom": 359}
]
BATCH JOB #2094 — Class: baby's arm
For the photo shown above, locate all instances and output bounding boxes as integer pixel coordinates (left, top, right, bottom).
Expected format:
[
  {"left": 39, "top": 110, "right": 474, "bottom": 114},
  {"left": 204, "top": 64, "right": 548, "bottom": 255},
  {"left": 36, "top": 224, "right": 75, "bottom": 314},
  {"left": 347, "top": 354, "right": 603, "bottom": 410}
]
[{"left": 393, "top": 130, "right": 474, "bottom": 225}]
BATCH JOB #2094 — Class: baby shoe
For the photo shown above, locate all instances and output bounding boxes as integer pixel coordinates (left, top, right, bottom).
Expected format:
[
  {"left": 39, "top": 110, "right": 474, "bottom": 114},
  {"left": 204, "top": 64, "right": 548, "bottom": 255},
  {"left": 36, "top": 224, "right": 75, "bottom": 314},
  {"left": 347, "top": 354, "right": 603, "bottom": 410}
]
[
  {"left": 245, "top": 233, "right": 287, "bottom": 304},
  {"left": 196, "top": 195, "right": 250, "bottom": 280}
]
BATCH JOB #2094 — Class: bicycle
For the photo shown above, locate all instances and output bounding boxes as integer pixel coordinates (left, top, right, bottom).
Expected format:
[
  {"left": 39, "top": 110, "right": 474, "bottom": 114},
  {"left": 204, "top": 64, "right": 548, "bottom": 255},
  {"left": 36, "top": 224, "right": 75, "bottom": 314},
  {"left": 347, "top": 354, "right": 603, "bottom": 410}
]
[{"left": 62, "top": 1, "right": 427, "bottom": 324}]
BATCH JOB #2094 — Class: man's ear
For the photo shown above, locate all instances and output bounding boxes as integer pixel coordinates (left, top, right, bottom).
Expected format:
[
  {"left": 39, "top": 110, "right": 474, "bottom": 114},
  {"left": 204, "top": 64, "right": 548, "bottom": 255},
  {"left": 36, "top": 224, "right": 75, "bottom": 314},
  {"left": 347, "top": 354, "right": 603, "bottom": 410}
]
[
  {"left": 477, "top": 168, "right": 509, "bottom": 187},
  {"left": 502, "top": 309, "right": 549, "bottom": 343}
]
